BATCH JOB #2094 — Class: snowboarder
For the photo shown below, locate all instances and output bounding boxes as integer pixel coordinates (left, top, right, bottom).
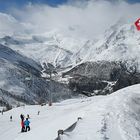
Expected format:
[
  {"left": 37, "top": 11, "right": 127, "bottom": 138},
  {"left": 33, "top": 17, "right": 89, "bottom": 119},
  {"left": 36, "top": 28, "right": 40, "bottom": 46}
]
[
  {"left": 24, "top": 118, "right": 30, "bottom": 132},
  {"left": 10, "top": 115, "right": 12, "bottom": 121}
]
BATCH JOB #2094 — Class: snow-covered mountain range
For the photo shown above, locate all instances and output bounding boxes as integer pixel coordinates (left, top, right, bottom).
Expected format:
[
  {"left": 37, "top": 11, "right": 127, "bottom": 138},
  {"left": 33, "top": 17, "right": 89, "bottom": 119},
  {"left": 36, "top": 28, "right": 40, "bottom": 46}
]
[
  {"left": 1, "top": 1, "right": 140, "bottom": 139},
  {"left": 0, "top": 19, "right": 140, "bottom": 108},
  {"left": 1, "top": 22, "right": 140, "bottom": 69},
  {"left": 83, "top": 23, "right": 140, "bottom": 64},
  {"left": 0, "top": 33, "right": 88, "bottom": 68}
]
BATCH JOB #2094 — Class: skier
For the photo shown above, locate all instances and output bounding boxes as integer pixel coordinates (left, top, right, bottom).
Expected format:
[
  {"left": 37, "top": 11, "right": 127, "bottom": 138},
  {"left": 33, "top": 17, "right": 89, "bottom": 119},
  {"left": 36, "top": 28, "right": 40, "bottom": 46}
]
[
  {"left": 24, "top": 118, "right": 30, "bottom": 132},
  {"left": 37, "top": 111, "right": 40, "bottom": 115},
  {"left": 21, "top": 118, "right": 25, "bottom": 132},
  {"left": 1, "top": 109, "right": 3, "bottom": 115},
  {"left": 27, "top": 114, "right": 30, "bottom": 119},
  {"left": 10, "top": 115, "right": 12, "bottom": 121},
  {"left": 20, "top": 114, "right": 25, "bottom": 132},
  {"left": 20, "top": 114, "right": 24, "bottom": 121}
]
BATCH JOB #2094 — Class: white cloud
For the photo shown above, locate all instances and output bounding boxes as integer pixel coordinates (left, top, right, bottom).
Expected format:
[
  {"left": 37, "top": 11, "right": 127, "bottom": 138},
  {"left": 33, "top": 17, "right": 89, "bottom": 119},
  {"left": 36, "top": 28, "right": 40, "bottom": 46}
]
[
  {"left": 0, "top": 13, "right": 31, "bottom": 37},
  {"left": 0, "top": 13, "right": 19, "bottom": 36},
  {"left": 1, "top": 0, "right": 140, "bottom": 39}
]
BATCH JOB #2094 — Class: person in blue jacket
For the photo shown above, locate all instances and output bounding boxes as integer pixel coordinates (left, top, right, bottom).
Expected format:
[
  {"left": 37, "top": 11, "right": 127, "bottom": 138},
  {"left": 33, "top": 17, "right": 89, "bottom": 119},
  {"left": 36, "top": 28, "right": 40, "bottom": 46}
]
[{"left": 24, "top": 118, "right": 30, "bottom": 132}]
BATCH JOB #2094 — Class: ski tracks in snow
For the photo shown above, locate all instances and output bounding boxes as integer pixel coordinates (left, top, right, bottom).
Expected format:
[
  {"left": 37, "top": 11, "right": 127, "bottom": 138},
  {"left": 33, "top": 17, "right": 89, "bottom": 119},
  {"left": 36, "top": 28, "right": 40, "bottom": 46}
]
[{"left": 2, "top": 85, "right": 140, "bottom": 140}]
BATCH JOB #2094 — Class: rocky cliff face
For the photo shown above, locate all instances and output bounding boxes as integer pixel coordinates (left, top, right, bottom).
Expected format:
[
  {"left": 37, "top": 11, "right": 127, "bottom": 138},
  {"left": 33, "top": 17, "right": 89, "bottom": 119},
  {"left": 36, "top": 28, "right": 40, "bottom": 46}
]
[
  {"left": 63, "top": 61, "right": 140, "bottom": 96},
  {"left": 63, "top": 61, "right": 119, "bottom": 80}
]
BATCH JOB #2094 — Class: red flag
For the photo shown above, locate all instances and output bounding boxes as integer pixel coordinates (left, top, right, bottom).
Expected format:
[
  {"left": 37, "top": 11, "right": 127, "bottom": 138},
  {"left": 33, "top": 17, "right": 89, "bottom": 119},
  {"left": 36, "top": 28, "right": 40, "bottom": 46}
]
[{"left": 135, "top": 18, "right": 140, "bottom": 31}]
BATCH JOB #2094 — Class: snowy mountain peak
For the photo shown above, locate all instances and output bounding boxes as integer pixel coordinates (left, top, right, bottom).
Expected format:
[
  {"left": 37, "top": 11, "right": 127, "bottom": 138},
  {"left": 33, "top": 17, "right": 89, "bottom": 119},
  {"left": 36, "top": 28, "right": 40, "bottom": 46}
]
[
  {"left": 0, "top": 22, "right": 140, "bottom": 70},
  {"left": 82, "top": 23, "right": 140, "bottom": 66}
]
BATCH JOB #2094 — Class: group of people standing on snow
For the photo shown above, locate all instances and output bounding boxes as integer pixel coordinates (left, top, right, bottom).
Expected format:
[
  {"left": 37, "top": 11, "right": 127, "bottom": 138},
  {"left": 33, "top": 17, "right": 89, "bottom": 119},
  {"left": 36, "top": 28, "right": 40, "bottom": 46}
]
[{"left": 20, "top": 114, "right": 30, "bottom": 132}]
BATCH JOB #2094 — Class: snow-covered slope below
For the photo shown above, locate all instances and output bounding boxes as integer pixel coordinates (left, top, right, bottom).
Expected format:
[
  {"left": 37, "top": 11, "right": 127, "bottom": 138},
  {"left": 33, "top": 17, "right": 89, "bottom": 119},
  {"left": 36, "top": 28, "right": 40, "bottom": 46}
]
[{"left": 1, "top": 84, "right": 140, "bottom": 140}]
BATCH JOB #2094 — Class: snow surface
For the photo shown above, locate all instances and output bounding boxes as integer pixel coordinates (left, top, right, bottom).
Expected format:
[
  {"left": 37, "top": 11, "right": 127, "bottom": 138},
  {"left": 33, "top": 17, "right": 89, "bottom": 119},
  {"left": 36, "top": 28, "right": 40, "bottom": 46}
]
[{"left": 1, "top": 84, "right": 140, "bottom": 140}]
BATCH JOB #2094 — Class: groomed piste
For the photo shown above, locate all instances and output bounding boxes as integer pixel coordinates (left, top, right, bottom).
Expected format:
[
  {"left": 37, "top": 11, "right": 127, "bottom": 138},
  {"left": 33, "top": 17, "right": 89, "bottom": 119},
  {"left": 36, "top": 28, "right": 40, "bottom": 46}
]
[{"left": 1, "top": 84, "right": 140, "bottom": 140}]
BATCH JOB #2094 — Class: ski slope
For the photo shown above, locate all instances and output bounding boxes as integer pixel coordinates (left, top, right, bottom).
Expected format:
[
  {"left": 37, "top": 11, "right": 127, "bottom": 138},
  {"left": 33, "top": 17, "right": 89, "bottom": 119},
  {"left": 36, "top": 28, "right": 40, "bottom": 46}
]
[{"left": 1, "top": 84, "right": 140, "bottom": 140}]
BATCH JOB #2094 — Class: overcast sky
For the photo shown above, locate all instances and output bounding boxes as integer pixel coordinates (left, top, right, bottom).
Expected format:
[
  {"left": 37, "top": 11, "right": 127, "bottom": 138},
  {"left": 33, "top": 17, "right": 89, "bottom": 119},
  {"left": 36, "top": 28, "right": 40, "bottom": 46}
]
[{"left": 0, "top": 0, "right": 140, "bottom": 39}]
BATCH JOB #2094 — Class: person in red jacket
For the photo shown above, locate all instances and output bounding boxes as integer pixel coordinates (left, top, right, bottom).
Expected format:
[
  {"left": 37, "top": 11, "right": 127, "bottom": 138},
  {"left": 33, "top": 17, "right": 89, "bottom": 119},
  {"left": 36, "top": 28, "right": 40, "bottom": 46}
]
[{"left": 21, "top": 118, "right": 25, "bottom": 132}]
